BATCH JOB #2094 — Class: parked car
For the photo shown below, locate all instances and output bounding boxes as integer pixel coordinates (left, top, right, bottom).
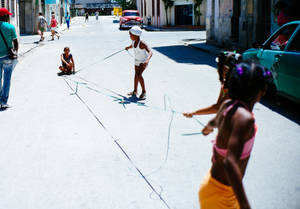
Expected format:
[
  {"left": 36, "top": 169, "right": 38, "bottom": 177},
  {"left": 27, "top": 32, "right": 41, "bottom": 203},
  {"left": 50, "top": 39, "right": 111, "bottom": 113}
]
[
  {"left": 119, "top": 10, "right": 143, "bottom": 30},
  {"left": 243, "top": 21, "right": 300, "bottom": 102}
]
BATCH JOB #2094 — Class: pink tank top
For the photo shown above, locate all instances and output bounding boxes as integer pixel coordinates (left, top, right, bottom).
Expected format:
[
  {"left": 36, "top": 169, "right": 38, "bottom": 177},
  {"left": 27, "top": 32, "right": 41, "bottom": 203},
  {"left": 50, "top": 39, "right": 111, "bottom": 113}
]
[{"left": 212, "top": 100, "right": 257, "bottom": 162}]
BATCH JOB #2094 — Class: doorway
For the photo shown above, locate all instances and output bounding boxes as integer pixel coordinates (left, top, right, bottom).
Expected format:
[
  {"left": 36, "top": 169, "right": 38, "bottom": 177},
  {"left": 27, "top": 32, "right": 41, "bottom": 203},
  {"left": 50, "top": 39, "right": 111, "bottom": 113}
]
[
  {"left": 175, "top": 5, "right": 193, "bottom": 25},
  {"left": 231, "top": 0, "right": 241, "bottom": 42}
]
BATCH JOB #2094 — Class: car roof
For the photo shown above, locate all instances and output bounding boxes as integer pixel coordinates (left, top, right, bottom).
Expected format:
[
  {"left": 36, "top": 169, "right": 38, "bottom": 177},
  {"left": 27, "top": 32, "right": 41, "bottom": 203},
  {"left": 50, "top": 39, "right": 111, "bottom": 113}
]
[{"left": 283, "top": 21, "right": 300, "bottom": 26}]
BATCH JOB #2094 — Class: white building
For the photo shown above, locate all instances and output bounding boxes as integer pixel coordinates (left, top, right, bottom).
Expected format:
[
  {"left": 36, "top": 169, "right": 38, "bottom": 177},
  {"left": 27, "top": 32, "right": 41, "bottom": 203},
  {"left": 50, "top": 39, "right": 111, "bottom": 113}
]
[
  {"left": 1, "top": 0, "right": 19, "bottom": 35},
  {"left": 136, "top": 0, "right": 206, "bottom": 27}
]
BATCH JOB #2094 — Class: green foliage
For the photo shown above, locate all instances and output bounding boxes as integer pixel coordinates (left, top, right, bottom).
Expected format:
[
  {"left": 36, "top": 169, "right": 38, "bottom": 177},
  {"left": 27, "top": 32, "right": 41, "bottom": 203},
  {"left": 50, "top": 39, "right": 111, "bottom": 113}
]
[
  {"left": 162, "top": 0, "right": 174, "bottom": 25},
  {"left": 194, "top": 0, "right": 203, "bottom": 25},
  {"left": 115, "top": 0, "right": 137, "bottom": 10}
]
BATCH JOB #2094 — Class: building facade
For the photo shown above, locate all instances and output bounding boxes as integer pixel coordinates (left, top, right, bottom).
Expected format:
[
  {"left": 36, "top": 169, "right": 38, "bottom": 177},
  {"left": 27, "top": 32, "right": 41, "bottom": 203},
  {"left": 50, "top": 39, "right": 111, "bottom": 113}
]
[
  {"left": 136, "top": 0, "right": 206, "bottom": 27},
  {"left": 206, "top": 0, "right": 300, "bottom": 49},
  {"left": 73, "top": 0, "right": 118, "bottom": 16}
]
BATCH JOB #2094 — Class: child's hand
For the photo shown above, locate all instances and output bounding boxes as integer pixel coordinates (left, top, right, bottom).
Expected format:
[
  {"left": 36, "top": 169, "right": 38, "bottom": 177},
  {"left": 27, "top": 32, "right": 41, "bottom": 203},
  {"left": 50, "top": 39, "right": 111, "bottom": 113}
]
[
  {"left": 141, "top": 61, "right": 148, "bottom": 68},
  {"left": 183, "top": 112, "right": 193, "bottom": 118},
  {"left": 125, "top": 46, "right": 130, "bottom": 50},
  {"left": 202, "top": 125, "right": 214, "bottom": 136}
]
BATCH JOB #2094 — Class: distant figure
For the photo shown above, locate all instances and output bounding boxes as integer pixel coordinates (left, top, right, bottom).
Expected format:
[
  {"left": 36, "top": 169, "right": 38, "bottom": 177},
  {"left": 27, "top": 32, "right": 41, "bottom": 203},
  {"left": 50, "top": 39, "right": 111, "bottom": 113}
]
[
  {"left": 65, "top": 12, "right": 71, "bottom": 29},
  {"left": 95, "top": 11, "right": 99, "bottom": 21},
  {"left": 49, "top": 14, "right": 60, "bottom": 40},
  {"left": 37, "top": 12, "right": 48, "bottom": 41},
  {"left": 58, "top": 47, "right": 75, "bottom": 75},
  {"left": 85, "top": 12, "right": 89, "bottom": 22},
  {"left": 125, "top": 26, "right": 152, "bottom": 100},
  {"left": 275, "top": 0, "right": 290, "bottom": 26},
  {"left": 0, "top": 8, "right": 19, "bottom": 109}
]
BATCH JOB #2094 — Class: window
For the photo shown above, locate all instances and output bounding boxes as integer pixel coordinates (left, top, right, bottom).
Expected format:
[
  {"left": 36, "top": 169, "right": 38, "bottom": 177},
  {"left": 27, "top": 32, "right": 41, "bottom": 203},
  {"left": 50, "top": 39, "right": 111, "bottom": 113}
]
[
  {"left": 1, "top": 0, "right": 5, "bottom": 8},
  {"left": 287, "top": 30, "right": 300, "bottom": 52},
  {"left": 265, "top": 24, "right": 298, "bottom": 51}
]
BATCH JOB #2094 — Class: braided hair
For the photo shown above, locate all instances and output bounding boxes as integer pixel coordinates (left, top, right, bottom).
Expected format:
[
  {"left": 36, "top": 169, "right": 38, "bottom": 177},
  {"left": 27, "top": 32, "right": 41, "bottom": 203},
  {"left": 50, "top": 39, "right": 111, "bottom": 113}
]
[
  {"left": 216, "top": 51, "right": 243, "bottom": 84},
  {"left": 226, "top": 62, "right": 276, "bottom": 101}
]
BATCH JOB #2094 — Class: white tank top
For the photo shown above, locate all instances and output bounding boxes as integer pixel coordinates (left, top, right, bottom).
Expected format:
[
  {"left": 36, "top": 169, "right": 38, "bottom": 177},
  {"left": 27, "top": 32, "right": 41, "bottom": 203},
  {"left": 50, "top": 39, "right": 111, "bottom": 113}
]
[{"left": 132, "top": 40, "right": 148, "bottom": 62}]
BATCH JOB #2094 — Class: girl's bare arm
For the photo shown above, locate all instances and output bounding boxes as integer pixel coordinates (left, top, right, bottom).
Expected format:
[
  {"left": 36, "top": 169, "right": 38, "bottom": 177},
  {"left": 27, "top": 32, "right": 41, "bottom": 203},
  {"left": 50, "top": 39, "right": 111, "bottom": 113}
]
[
  {"left": 201, "top": 100, "right": 230, "bottom": 135},
  {"left": 183, "top": 86, "right": 228, "bottom": 117},
  {"left": 71, "top": 57, "right": 75, "bottom": 72}
]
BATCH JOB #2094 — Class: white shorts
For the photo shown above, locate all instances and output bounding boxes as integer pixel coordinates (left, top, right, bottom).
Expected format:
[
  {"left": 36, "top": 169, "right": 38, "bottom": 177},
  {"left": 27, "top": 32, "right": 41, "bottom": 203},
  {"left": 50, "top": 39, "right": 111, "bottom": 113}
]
[
  {"left": 135, "top": 59, "right": 146, "bottom": 66},
  {"left": 51, "top": 27, "right": 57, "bottom": 31}
]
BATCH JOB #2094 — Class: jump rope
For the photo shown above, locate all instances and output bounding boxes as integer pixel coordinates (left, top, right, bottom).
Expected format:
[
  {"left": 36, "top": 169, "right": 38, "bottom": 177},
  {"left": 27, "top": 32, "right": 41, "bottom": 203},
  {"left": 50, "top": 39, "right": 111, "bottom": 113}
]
[{"left": 61, "top": 47, "right": 205, "bottom": 208}]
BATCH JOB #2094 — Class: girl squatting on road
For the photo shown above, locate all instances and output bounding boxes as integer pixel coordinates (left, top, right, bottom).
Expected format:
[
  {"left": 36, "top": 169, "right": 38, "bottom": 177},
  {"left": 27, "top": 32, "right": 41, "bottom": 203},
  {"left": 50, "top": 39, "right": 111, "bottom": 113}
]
[
  {"left": 125, "top": 26, "right": 152, "bottom": 100},
  {"left": 199, "top": 62, "right": 275, "bottom": 209}
]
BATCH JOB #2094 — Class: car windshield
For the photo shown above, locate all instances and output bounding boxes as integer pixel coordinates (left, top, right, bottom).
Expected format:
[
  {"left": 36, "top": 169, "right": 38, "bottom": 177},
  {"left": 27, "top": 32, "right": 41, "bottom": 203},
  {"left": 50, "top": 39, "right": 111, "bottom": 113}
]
[{"left": 124, "top": 12, "right": 139, "bottom": 16}]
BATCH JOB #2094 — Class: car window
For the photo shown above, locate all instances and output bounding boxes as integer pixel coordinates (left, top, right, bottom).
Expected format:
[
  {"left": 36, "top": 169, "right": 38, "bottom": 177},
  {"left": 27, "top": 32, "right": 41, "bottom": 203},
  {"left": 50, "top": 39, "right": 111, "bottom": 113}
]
[
  {"left": 264, "top": 24, "right": 298, "bottom": 51},
  {"left": 124, "top": 12, "right": 139, "bottom": 16},
  {"left": 287, "top": 29, "right": 300, "bottom": 52}
]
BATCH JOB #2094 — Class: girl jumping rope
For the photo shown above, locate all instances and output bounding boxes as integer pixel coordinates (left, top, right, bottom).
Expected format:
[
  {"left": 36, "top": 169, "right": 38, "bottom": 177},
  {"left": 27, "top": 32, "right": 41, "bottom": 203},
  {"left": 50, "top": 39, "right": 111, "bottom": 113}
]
[
  {"left": 183, "top": 51, "right": 242, "bottom": 117},
  {"left": 199, "top": 62, "right": 275, "bottom": 209},
  {"left": 125, "top": 26, "right": 152, "bottom": 100}
]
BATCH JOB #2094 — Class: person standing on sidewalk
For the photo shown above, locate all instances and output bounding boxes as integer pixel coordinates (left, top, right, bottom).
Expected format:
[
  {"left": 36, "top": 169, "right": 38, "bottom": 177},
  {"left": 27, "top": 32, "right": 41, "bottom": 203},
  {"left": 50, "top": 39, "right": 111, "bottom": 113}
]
[
  {"left": 125, "top": 26, "right": 152, "bottom": 100},
  {"left": 37, "top": 12, "right": 48, "bottom": 41},
  {"left": 65, "top": 12, "right": 70, "bottom": 29},
  {"left": 0, "top": 8, "right": 18, "bottom": 109},
  {"left": 85, "top": 12, "right": 89, "bottom": 22},
  {"left": 49, "top": 14, "right": 60, "bottom": 41},
  {"left": 95, "top": 11, "right": 99, "bottom": 21}
]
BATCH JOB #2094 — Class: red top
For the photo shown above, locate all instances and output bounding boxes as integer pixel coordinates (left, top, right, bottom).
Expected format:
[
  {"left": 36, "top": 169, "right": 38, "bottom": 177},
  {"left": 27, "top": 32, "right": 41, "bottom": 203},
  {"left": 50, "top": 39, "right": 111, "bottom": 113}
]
[
  {"left": 50, "top": 18, "right": 57, "bottom": 27},
  {"left": 277, "top": 11, "right": 290, "bottom": 26}
]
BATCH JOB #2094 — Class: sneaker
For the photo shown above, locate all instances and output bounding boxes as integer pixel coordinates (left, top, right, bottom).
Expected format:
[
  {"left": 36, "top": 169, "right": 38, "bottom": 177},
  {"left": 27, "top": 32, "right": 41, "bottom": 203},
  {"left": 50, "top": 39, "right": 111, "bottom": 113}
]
[
  {"left": 1, "top": 104, "right": 11, "bottom": 109},
  {"left": 139, "top": 92, "right": 146, "bottom": 100},
  {"left": 128, "top": 91, "right": 137, "bottom": 96}
]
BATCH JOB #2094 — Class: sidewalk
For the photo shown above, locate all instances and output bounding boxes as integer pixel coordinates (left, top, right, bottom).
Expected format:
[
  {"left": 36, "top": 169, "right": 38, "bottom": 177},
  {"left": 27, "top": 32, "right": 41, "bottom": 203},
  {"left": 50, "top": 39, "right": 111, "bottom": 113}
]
[{"left": 144, "top": 24, "right": 205, "bottom": 32}]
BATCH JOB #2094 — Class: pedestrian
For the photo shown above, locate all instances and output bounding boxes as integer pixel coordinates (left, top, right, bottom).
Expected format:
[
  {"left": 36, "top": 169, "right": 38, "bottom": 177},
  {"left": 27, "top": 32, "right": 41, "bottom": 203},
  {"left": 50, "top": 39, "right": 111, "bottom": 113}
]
[
  {"left": 275, "top": 0, "right": 290, "bottom": 27},
  {"left": 183, "top": 51, "right": 242, "bottom": 117},
  {"left": 49, "top": 13, "right": 60, "bottom": 40},
  {"left": 65, "top": 12, "right": 70, "bottom": 29},
  {"left": 95, "top": 11, "right": 99, "bottom": 21},
  {"left": 85, "top": 12, "right": 89, "bottom": 22},
  {"left": 58, "top": 47, "right": 75, "bottom": 75},
  {"left": 125, "top": 26, "right": 152, "bottom": 100},
  {"left": 199, "top": 62, "right": 275, "bottom": 209},
  {"left": 0, "top": 8, "right": 18, "bottom": 109},
  {"left": 37, "top": 12, "right": 48, "bottom": 41}
]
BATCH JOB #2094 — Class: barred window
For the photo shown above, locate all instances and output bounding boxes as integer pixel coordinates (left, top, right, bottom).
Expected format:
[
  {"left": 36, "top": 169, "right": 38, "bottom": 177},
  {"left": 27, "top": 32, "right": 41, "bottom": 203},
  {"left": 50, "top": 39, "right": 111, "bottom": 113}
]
[{"left": 1, "top": 0, "right": 5, "bottom": 8}]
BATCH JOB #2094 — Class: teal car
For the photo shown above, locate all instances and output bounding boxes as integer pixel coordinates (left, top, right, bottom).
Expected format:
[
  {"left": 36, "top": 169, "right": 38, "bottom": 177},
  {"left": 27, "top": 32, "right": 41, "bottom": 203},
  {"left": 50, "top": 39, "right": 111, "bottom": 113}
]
[{"left": 243, "top": 21, "right": 300, "bottom": 102}]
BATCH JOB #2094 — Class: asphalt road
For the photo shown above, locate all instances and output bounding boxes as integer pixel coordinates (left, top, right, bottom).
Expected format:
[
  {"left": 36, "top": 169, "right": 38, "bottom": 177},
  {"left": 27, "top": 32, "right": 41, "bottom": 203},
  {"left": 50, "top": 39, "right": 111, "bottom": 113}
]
[{"left": 0, "top": 16, "right": 299, "bottom": 209}]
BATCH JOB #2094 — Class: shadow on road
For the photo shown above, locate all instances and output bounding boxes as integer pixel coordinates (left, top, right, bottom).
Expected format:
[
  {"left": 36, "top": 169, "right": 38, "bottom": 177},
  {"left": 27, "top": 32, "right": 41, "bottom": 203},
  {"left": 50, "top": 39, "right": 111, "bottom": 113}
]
[
  {"left": 260, "top": 96, "right": 300, "bottom": 125},
  {"left": 153, "top": 45, "right": 216, "bottom": 66}
]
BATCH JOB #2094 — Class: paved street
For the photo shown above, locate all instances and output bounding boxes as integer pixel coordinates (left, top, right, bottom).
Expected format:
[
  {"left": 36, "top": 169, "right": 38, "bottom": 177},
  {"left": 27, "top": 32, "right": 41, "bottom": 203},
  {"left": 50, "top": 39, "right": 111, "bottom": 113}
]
[{"left": 0, "top": 16, "right": 299, "bottom": 209}]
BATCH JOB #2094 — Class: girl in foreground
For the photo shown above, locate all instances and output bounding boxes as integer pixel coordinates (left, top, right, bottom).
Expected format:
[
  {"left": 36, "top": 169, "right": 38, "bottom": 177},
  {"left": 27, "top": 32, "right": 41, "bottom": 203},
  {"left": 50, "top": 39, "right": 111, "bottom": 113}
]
[
  {"left": 183, "top": 52, "right": 242, "bottom": 117},
  {"left": 199, "top": 62, "right": 275, "bottom": 209}
]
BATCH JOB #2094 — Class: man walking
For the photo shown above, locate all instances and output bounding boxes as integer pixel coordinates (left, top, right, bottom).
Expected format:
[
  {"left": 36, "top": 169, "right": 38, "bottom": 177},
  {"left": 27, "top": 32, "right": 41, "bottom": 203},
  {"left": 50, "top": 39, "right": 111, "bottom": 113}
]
[
  {"left": 0, "top": 8, "right": 18, "bottom": 109},
  {"left": 37, "top": 12, "right": 48, "bottom": 41}
]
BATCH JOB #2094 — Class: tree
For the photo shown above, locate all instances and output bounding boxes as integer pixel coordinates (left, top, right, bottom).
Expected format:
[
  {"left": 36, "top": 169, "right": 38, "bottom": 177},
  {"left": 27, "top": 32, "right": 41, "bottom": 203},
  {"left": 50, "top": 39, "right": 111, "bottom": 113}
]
[
  {"left": 194, "top": 0, "right": 203, "bottom": 25},
  {"left": 162, "top": 0, "right": 174, "bottom": 26},
  {"left": 114, "top": 0, "right": 137, "bottom": 10}
]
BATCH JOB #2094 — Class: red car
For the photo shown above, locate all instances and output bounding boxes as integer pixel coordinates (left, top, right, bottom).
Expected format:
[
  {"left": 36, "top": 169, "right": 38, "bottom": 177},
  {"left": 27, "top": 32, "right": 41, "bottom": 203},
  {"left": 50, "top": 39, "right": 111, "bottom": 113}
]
[{"left": 119, "top": 10, "right": 143, "bottom": 29}]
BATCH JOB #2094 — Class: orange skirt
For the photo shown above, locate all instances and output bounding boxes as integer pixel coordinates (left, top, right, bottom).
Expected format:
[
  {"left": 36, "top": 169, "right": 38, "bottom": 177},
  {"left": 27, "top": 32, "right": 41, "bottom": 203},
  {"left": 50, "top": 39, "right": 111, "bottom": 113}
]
[{"left": 199, "top": 171, "right": 240, "bottom": 209}]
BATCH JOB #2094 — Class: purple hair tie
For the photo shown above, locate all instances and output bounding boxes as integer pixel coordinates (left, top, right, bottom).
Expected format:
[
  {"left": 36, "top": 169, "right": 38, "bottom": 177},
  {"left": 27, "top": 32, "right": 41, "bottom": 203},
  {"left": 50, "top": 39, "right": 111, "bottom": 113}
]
[
  {"left": 236, "top": 66, "right": 243, "bottom": 75},
  {"left": 264, "top": 70, "right": 271, "bottom": 77}
]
